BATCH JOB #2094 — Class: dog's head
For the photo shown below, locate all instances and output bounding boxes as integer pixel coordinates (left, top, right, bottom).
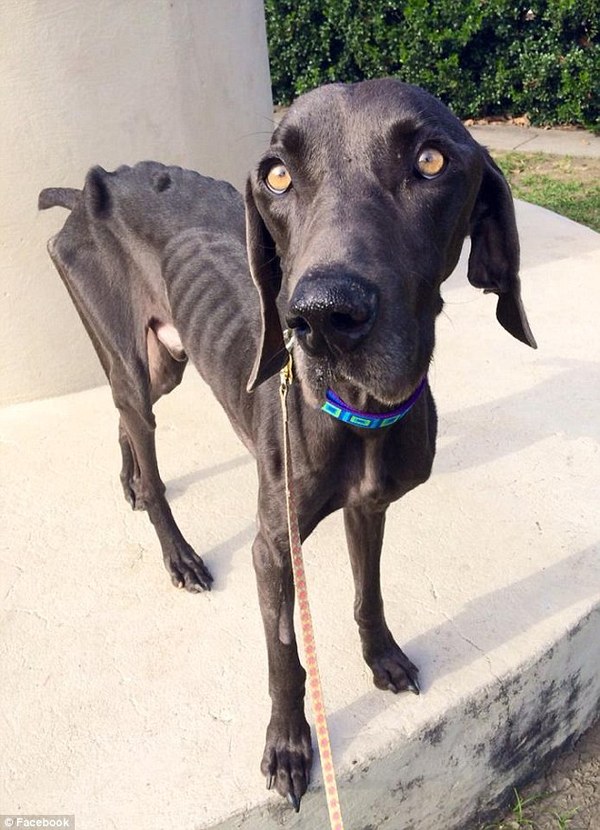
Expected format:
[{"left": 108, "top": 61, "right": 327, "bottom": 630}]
[{"left": 246, "top": 79, "right": 536, "bottom": 406}]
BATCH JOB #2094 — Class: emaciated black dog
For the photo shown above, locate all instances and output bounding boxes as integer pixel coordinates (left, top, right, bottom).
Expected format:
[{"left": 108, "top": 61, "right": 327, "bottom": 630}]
[{"left": 39, "top": 79, "right": 536, "bottom": 810}]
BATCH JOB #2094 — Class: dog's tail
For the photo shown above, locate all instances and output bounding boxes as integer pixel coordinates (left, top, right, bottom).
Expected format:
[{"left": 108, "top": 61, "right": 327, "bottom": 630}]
[{"left": 38, "top": 187, "right": 81, "bottom": 211}]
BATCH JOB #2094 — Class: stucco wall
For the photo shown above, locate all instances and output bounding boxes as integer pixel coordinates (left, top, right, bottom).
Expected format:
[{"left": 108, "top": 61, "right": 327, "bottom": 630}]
[{"left": 0, "top": 0, "right": 272, "bottom": 405}]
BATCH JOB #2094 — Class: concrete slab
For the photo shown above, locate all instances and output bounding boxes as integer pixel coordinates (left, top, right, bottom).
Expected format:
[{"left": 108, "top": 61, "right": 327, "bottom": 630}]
[
  {"left": 467, "top": 124, "right": 600, "bottom": 157},
  {"left": 1, "top": 201, "right": 599, "bottom": 829}
]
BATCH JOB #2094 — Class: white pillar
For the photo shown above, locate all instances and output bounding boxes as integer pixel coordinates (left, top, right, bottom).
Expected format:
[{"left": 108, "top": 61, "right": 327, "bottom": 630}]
[{"left": 0, "top": 0, "right": 273, "bottom": 404}]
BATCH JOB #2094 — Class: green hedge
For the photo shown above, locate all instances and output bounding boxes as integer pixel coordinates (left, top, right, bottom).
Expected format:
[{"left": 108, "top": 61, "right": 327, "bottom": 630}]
[{"left": 264, "top": 0, "right": 599, "bottom": 128}]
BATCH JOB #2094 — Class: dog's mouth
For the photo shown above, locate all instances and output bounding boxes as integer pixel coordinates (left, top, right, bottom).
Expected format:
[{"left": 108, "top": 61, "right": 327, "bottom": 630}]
[{"left": 288, "top": 336, "right": 428, "bottom": 416}]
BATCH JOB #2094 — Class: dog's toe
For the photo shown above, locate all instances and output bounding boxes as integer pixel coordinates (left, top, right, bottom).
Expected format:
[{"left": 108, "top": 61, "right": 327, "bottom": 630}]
[{"left": 184, "top": 567, "right": 213, "bottom": 591}]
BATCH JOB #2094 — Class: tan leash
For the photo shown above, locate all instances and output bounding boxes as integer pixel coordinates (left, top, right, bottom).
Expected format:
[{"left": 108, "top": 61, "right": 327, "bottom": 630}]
[{"left": 279, "top": 352, "right": 345, "bottom": 830}]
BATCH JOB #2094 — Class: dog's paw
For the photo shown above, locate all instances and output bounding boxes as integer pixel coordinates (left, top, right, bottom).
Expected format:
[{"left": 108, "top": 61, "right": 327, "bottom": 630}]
[
  {"left": 365, "top": 639, "right": 420, "bottom": 695},
  {"left": 261, "top": 711, "right": 313, "bottom": 810},
  {"left": 164, "top": 542, "right": 213, "bottom": 592}
]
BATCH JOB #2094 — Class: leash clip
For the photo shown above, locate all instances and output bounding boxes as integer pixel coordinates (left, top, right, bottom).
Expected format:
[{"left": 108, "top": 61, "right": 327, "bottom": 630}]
[
  {"left": 280, "top": 329, "right": 295, "bottom": 396},
  {"left": 279, "top": 354, "right": 293, "bottom": 395}
]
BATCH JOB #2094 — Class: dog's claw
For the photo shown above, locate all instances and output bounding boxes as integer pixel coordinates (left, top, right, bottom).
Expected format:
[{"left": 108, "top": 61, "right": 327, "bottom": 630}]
[
  {"left": 266, "top": 775, "right": 274, "bottom": 790},
  {"left": 407, "top": 677, "right": 420, "bottom": 695},
  {"left": 185, "top": 577, "right": 210, "bottom": 593},
  {"left": 287, "top": 793, "right": 301, "bottom": 812}
]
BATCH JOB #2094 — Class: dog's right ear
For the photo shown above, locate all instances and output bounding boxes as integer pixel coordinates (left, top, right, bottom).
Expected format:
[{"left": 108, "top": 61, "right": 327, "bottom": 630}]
[
  {"left": 84, "top": 166, "right": 113, "bottom": 219},
  {"left": 245, "top": 178, "right": 288, "bottom": 392}
]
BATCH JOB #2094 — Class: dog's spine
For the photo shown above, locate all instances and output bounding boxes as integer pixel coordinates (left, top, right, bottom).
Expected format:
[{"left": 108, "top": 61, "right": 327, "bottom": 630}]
[{"left": 38, "top": 188, "right": 81, "bottom": 211}]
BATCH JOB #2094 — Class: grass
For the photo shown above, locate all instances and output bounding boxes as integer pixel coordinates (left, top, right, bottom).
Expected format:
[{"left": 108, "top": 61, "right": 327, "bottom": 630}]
[
  {"left": 482, "top": 789, "right": 545, "bottom": 829},
  {"left": 481, "top": 788, "right": 580, "bottom": 830},
  {"left": 492, "top": 151, "right": 600, "bottom": 233},
  {"left": 552, "top": 808, "right": 580, "bottom": 829}
]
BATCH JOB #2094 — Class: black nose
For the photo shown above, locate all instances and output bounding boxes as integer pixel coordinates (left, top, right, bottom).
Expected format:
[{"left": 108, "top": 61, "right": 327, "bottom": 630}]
[{"left": 286, "top": 271, "right": 378, "bottom": 356}]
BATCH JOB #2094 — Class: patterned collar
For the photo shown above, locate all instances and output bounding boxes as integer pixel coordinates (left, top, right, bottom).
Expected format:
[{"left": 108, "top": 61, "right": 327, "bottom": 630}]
[{"left": 321, "top": 376, "right": 427, "bottom": 429}]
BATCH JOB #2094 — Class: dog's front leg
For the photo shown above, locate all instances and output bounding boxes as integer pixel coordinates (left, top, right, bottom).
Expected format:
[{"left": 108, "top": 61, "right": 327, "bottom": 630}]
[
  {"left": 344, "top": 505, "right": 420, "bottom": 695},
  {"left": 252, "top": 525, "right": 312, "bottom": 810}
]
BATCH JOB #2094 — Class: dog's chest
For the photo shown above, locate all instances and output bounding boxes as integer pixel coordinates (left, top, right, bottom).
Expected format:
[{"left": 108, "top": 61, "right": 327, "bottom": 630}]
[{"left": 344, "top": 436, "right": 406, "bottom": 508}]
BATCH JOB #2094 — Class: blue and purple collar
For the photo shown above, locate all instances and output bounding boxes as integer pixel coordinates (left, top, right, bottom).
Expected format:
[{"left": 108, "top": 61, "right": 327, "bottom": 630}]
[{"left": 321, "top": 376, "right": 427, "bottom": 429}]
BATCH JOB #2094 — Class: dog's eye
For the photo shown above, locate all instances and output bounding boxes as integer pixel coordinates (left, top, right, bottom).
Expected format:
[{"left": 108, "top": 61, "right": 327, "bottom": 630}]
[
  {"left": 265, "top": 163, "right": 292, "bottom": 194},
  {"left": 416, "top": 148, "right": 446, "bottom": 179}
]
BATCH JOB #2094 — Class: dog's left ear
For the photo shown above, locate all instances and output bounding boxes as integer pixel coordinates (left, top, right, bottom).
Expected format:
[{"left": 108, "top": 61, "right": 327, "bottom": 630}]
[
  {"left": 244, "top": 178, "right": 288, "bottom": 391},
  {"left": 467, "top": 153, "right": 537, "bottom": 348}
]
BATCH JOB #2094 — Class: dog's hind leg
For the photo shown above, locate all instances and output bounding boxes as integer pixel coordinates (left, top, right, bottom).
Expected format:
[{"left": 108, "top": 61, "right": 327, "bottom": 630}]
[
  {"left": 118, "top": 421, "right": 142, "bottom": 510},
  {"left": 111, "top": 345, "right": 213, "bottom": 592},
  {"left": 47, "top": 238, "right": 211, "bottom": 590},
  {"left": 118, "top": 323, "right": 185, "bottom": 510}
]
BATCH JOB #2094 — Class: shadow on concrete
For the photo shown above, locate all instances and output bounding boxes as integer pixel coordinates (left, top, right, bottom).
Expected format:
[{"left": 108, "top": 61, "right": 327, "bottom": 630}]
[
  {"left": 166, "top": 453, "right": 253, "bottom": 499},
  {"left": 205, "top": 522, "right": 257, "bottom": 590},
  {"left": 435, "top": 357, "right": 600, "bottom": 474},
  {"left": 407, "top": 543, "right": 600, "bottom": 684}
]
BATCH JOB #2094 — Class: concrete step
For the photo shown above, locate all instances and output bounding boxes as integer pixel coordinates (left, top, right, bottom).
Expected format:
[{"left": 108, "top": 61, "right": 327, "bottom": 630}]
[{"left": 1, "top": 201, "right": 599, "bottom": 829}]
